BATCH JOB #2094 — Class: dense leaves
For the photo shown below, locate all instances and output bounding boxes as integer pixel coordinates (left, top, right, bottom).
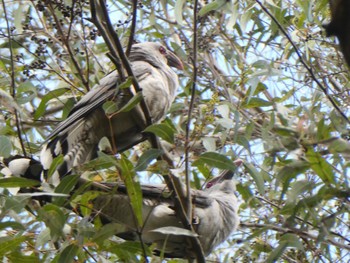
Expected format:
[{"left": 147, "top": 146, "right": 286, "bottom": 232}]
[{"left": 0, "top": 0, "right": 350, "bottom": 262}]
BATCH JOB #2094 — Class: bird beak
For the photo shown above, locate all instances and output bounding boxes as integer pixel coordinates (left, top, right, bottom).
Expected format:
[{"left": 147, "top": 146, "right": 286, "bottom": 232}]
[{"left": 166, "top": 51, "right": 184, "bottom": 70}]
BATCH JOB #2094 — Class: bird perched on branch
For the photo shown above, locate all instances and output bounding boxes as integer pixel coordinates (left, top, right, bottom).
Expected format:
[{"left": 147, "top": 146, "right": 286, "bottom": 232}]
[
  {"left": 79, "top": 169, "right": 240, "bottom": 258},
  {"left": 40, "top": 42, "right": 183, "bottom": 184},
  {"left": 1, "top": 155, "right": 240, "bottom": 258}
]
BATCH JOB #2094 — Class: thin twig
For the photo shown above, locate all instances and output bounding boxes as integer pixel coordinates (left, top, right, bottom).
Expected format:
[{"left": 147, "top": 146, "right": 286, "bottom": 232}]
[
  {"left": 241, "top": 222, "right": 350, "bottom": 250},
  {"left": 255, "top": 0, "right": 350, "bottom": 125},
  {"left": 46, "top": 1, "right": 89, "bottom": 91},
  {"left": 2, "top": 0, "right": 27, "bottom": 156},
  {"left": 185, "top": 0, "right": 199, "bottom": 222},
  {"left": 126, "top": 0, "right": 138, "bottom": 56},
  {"left": 257, "top": 196, "right": 350, "bottom": 245},
  {"left": 89, "top": 0, "right": 124, "bottom": 79},
  {"left": 179, "top": 0, "right": 205, "bottom": 261}
]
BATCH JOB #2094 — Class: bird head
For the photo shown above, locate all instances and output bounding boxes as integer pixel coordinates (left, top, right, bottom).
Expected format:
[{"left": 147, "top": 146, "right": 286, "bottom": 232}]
[
  {"left": 205, "top": 159, "right": 243, "bottom": 192},
  {"left": 129, "top": 42, "right": 183, "bottom": 70}
]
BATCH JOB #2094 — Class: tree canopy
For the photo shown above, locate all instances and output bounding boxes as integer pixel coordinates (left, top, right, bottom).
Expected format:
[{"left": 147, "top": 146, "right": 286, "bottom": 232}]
[{"left": 0, "top": 0, "right": 349, "bottom": 262}]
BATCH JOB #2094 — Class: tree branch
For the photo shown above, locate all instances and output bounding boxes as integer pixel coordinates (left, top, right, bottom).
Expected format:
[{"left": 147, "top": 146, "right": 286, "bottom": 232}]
[
  {"left": 126, "top": 0, "right": 138, "bottom": 56},
  {"left": 255, "top": 0, "right": 350, "bottom": 125},
  {"left": 241, "top": 222, "right": 350, "bottom": 250}
]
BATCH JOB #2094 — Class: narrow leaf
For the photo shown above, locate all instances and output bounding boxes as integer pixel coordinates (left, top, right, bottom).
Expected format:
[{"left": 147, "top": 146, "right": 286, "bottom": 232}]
[
  {"left": 266, "top": 242, "right": 288, "bottom": 263},
  {"left": 306, "top": 148, "right": 335, "bottom": 184},
  {"left": 47, "top": 155, "right": 64, "bottom": 180},
  {"left": 0, "top": 177, "right": 40, "bottom": 188},
  {"left": 150, "top": 226, "right": 198, "bottom": 237},
  {"left": 144, "top": 123, "right": 175, "bottom": 143},
  {"left": 244, "top": 163, "right": 265, "bottom": 195},
  {"left": 243, "top": 97, "right": 273, "bottom": 108},
  {"left": 53, "top": 174, "right": 80, "bottom": 206},
  {"left": 198, "top": 0, "right": 226, "bottom": 17},
  {"left": 16, "top": 81, "right": 37, "bottom": 104},
  {"left": 0, "top": 135, "right": 12, "bottom": 158},
  {"left": 118, "top": 156, "right": 143, "bottom": 227},
  {"left": 118, "top": 92, "right": 143, "bottom": 113},
  {"left": 135, "top": 149, "right": 162, "bottom": 171},
  {"left": 0, "top": 222, "right": 25, "bottom": 231},
  {"left": 118, "top": 76, "right": 133, "bottom": 89},
  {"left": 34, "top": 88, "right": 70, "bottom": 120},
  {"left": 58, "top": 244, "right": 80, "bottom": 263},
  {"left": 0, "top": 236, "right": 26, "bottom": 257},
  {"left": 193, "top": 152, "right": 238, "bottom": 171},
  {"left": 38, "top": 204, "right": 66, "bottom": 240},
  {"left": 174, "top": 0, "right": 186, "bottom": 25}
]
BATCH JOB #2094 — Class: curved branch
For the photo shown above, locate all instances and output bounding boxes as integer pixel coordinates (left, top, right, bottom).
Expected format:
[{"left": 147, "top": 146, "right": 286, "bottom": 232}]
[
  {"left": 126, "top": 0, "right": 138, "bottom": 56},
  {"left": 255, "top": 0, "right": 350, "bottom": 125},
  {"left": 241, "top": 222, "right": 350, "bottom": 250}
]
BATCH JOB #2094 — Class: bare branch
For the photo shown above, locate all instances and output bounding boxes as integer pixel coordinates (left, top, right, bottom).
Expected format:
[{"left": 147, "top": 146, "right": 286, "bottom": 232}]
[
  {"left": 126, "top": 0, "right": 138, "bottom": 56},
  {"left": 241, "top": 222, "right": 350, "bottom": 250},
  {"left": 255, "top": 0, "right": 350, "bottom": 125}
]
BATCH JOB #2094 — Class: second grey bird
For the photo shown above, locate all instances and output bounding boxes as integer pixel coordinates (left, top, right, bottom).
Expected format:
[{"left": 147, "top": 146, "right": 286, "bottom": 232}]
[
  {"left": 40, "top": 42, "right": 183, "bottom": 184},
  {"left": 81, "top": 170, "right": 240, "bottom": 258}
]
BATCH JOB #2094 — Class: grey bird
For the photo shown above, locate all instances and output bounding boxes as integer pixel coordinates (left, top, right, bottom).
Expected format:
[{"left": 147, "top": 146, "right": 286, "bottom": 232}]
[
  {"left": 85, "top": 169, "right": 240, "bottom": 258},
  {"left": 40, "top": 42, "right": 183, "bottom": 184}
]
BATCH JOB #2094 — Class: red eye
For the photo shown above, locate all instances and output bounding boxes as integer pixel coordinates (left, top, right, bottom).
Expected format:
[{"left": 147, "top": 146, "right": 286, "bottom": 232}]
[
  {"left": 159, "top": 46, "right": 167, "bottom": 55},
  {"left": 206, "top": 182, "right": 213, "bottom": 189}
]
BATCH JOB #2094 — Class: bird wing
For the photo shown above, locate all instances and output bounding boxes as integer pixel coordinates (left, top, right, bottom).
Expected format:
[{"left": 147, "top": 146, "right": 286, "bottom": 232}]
[{"left": 45, "top": 63, "right": 153, "bottom": 142}]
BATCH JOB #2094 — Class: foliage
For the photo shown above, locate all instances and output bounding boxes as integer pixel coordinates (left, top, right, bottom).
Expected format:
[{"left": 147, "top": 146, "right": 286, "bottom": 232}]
[{"left": 0, "top": 0, "right": 350, "bottom": 262}]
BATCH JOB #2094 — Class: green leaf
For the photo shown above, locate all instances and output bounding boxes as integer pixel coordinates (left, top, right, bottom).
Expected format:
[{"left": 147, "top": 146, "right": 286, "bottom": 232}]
[
  {"left": 118, "top": 156, "right": 143, "bottom": 227},
  {"left": 0, "top": 222, "right": 25, "bottom": 231},
  {"left": 244, "top": 163, "right": 265, "bottom": 195},
  {"left": 243, "top": 97, "right": 273, "bottom": 108},
  {"left": 198, "top": 0, "right": 227, "bottom": 17},
  {"left": 174, "top": 0, "right": 186, "bottom": 25},
  {"left": 0, "top": 135, "right": 12, "bottom": 157},
  {"left": 306, "top": 148, "right": 335, "bottom": 184},
  {"left": 135, "top": 149, "right": 162, "bottom": 171},
  {"left": 150, "top": 226, "right": 198, "bottom": 237},
  {"left": 192, "top": 152, "right": 238, "bottom": 171},
  {"left": 16, "top": 81, "right": 37, "bottom": 104},
  {"left": 118, "top": 77, "right": 133, "bottom": 89},
  {"left": 280, "top": 234, "right": 304, "bottom": 250},
  {"left": 34, "top": 88, "right": 70, "bottom": 120},
  {"left": 93, "top": 223, "right": 125, "bottom": 244},
  {"left": 0, "top": 177, "right": 40, "bottom": 188},
  {"left": 276, "top": 160, "right": 310, "bottom": 199},
  {"left": 328, "top": 138, "right": 350, "bottom": 154},
  {"left": 102, "top": 100, "right": 118, "bottom": 114},
  {"left": 3, "top": 195, "right": 29, "bottom": 213},
  {"left": 7, "top": 252, "right": 40, "bottom": 263},
  {"left": 266, "top": 242, "right": 288, "bottom": 263},
  {"left": 53, "top": 174, "right": 80, "bottom": 206},
  {"left": 79, "top": 190, "right": 101, "bottom": 217},
  {"left": 46, "top": 155, "right": 64, "bottom": 181},
  {"left": 109, "top": 241, "right": 151, "bottom": 260},
  {"left": 58, "top": 244, "right": 80, "bottom": 263},
  {"left": 144, "top": 123, "right": 175, "bottom": 143},
  {"left": 118, "top": 92, "right": 143, "bottom": 113},
  {"left": 13, "top": 4, "right": 24, "bottom": 34},
  {"left": 38, "top": 204, "right": 66, "bottom": 240},
  {"left": 55, "top": 174, "right": 79, "bottom": 194},
  {"left": 0, "top": 236, "right": 26, "bottom": 257},
  {"left": 287, "top": 180, "right": 315, "bottom": 204}
]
